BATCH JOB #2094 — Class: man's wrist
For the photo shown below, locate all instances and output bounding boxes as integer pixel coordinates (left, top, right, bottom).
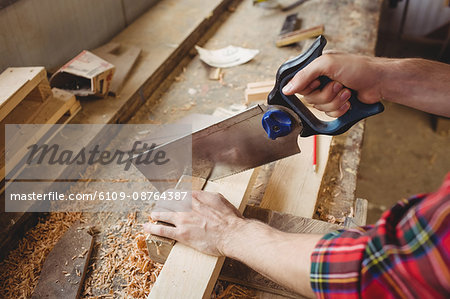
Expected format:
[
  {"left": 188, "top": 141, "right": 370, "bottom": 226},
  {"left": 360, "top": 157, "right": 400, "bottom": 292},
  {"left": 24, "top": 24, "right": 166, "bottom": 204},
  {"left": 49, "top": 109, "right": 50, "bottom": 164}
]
[{"left": 218, "top": 217, "right": 252, "bottom": 257}]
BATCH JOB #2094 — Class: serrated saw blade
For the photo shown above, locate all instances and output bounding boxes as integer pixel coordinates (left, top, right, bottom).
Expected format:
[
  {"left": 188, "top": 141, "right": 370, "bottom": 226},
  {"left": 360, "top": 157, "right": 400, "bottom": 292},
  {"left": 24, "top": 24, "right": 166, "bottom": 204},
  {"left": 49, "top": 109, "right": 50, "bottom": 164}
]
[{"left": 132, "top": 104, "right": 302, "bottom": 191}]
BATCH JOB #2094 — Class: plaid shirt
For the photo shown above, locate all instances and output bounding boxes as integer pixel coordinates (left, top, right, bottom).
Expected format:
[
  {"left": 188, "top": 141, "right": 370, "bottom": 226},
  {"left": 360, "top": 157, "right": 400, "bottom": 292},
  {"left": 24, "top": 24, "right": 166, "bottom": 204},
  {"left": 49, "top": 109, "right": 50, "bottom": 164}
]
[{"left": 311, "top": 173, "right": 450, "bottom": 298}]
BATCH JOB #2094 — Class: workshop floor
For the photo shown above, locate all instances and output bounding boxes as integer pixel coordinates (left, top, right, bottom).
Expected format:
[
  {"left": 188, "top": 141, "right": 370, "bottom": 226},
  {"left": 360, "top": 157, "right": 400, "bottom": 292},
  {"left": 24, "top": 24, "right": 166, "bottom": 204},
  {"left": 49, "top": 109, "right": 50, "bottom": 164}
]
[{"left": 355, "top": 33, "right": 450, "bottom": 225}]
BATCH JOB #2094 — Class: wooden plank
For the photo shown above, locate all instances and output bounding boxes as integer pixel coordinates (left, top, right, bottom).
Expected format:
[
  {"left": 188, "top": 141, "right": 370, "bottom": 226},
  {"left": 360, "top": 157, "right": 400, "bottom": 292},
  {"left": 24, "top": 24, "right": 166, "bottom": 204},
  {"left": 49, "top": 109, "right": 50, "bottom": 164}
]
[
  {"left": 260, "top": 135, "right": 332, "bottom": 218},
  {"left": 148, "top": 169, "right": 257, "bottom": 299},
  {"left": 276, "top": 25, "right": 325, "bottom": 47},
  {"left": 0, "top": 67, "right": 47, "bottom": 121},
  {"left": 92, "top": 42, "right": 141, "bottom": 96},
  {"left": 31, "top": 221, "right": 94, "bottom": 299}
]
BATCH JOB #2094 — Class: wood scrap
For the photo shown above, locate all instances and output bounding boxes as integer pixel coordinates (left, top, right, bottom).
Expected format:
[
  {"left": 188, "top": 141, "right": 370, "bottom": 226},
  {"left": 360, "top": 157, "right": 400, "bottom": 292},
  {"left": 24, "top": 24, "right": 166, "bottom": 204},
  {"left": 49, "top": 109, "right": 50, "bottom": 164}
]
[
  {"left": 244, "top": 81, "right": 274, "bottom": 104},
  {"left": 209, "top": 67, "right": 223, "bottom": 80},
  {"left": 279, "top": 13, "right": 300, "bottom": 36},
  {"left": 92, "top": 42, "right": 141, "bottom": 96},
  {"left": 276, "top": 25, "right": 324, "bottom": 47},
  {"left": 31, "top": 221, "right": 94, "bottom": 299}
]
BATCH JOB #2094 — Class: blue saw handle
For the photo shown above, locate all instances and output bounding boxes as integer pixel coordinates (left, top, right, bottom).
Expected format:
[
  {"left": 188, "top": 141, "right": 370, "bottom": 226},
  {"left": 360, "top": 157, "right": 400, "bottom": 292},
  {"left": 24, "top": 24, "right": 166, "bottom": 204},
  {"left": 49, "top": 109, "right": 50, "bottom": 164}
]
[{"left": 267, "top": 36, "right": 384, "bottom": 137}]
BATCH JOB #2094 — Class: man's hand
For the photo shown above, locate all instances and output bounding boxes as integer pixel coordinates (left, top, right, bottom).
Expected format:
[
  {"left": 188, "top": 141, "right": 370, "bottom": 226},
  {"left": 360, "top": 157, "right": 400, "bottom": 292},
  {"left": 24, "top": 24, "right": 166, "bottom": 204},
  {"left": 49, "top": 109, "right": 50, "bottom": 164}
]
[
  {"left": 282, "top": 52, "right": 450, "bottom": 117},
  {"left": 282, "top": 52, "right": 384, "bottom": 117},
  {"left": 143, "top": 190, "right": 322, "bottom": 298},
  {"left": 143, "top": 190, "right": 245, "bottom": 256}
]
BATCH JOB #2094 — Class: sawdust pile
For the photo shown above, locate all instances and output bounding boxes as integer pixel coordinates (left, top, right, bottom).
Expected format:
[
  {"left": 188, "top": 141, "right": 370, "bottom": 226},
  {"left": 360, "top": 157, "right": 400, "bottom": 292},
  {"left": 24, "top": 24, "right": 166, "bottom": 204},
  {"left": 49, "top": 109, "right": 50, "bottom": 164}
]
[
  {"left": 0, "top": 212, "right": 83, "bottom": 298},
  {"left": 1, "top": 211, "right": 256, "bottom": 298},
  {"left": 81, "top": 212, "right": 162, "bottom": 298}
]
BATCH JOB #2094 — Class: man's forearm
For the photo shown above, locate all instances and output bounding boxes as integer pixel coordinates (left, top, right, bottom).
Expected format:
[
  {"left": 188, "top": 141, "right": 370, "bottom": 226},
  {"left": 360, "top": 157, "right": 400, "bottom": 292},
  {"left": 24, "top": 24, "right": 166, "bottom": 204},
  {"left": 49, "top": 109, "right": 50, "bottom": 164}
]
[
  {"left": 221, "top": 218, "right": 323, "bottom": 298},
  {"left": 380, "top": 58, "right": 450, "bottom": 117}
]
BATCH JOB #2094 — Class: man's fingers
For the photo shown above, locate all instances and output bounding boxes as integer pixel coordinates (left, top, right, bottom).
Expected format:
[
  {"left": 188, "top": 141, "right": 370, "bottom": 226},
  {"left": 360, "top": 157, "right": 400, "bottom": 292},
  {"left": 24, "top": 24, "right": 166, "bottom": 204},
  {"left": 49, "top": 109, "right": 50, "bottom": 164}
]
[
  {"left": 150, "top": 210, "right": 178, "bottom": 225},
  {"left": 143, "top": 222, "right": 177, "bottom": 240},
  {"left": 282, "top": 55, "right": 334, "bottom": 95},
  {"left": 304, "top": 81, "right": 343, "bottom": 105},
  {"left": 313, "top": 88, "right": 351, "bottom": 112},
  {"left": 298, "top": 79, "right": 321, "bottom": 95},
  {"left": 325, "top": 101, "right": 351, "bottom": 118}
]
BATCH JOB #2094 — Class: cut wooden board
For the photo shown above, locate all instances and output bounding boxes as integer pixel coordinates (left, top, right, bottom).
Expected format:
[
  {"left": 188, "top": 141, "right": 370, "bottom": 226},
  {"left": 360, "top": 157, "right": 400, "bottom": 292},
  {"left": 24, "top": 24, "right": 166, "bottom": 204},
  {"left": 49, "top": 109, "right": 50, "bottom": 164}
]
[
  {"left": 148, "top": 169, "right": 258, "bottom": 299},
  {"left": 260, "top": 134, "right": 332, "bottom": 218},
  {"left": 276, "top": 25, "right": 324, "bottom": 47},
  {"left": 92, "top": 42, "right": 141, "bottom": 96},
  {"left": 31, "top": 221, "right": 94, "bottom": 299},
  {"left": 245, "top": 81, "right": 275, "bottom": 104},
  {"left": 0, "top": 67, "right": 48, "bottom": 121}
]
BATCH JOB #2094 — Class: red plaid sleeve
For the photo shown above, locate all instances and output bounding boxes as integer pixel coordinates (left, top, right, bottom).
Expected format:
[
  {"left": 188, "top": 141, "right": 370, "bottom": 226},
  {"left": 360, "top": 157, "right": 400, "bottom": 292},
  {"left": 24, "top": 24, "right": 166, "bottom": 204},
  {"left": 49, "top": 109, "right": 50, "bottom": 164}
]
[{"left": 310, "top": 173, "right": 450, "bottom": 298}]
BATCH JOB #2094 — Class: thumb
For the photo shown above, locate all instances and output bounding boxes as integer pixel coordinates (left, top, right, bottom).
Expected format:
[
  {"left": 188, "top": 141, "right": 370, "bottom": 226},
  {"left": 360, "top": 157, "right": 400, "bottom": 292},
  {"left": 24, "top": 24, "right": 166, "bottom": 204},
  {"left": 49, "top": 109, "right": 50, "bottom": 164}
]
[{"left": 282, "top": 56, "right": 334, "bottom": 95}]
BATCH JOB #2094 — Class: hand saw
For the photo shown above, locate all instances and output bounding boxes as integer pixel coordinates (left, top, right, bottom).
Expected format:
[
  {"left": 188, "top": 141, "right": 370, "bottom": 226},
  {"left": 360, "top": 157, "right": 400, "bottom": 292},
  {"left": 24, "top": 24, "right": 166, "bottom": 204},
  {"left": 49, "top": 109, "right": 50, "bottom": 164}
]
[{"left": 132, "top": 36, "right": 384, "bottom": 190}]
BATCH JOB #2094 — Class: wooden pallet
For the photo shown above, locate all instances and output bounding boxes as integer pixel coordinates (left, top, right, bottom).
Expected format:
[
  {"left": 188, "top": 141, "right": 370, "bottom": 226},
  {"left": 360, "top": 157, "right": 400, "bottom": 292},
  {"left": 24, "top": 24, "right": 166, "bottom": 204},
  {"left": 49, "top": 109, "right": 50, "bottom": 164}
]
[
  {"left": 0, "top": 67, "right": 51, "bottom": 121},
  {"left": 0, "top": 67, "right": 81, "bottom": 183},
  {"left": 1, "top": 88, "right": 80, "bottom": 186}
]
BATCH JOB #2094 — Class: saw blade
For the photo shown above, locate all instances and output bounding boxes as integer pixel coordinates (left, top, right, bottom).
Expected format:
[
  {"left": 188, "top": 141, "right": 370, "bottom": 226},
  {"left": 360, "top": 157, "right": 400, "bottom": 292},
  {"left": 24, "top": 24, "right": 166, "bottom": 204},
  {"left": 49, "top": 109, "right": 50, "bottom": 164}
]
[{"left": 132, "top": 104, "right": 302, "bottom": 190}]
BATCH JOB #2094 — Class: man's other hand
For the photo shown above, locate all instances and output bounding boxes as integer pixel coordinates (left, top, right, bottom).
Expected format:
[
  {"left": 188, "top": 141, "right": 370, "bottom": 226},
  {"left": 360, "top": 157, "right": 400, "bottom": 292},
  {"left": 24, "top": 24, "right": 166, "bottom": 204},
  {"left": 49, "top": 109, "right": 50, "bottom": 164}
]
[{"left": 143, "top": 190, "right": 245, "bottom": 256}]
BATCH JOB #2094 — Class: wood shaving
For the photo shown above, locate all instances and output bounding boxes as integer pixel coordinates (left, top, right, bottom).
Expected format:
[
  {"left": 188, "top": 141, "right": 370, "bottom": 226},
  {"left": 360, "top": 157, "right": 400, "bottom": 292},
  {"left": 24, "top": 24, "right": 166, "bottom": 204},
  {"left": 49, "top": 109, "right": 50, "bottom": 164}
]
[
  {"left": 0, "top": 211, "right": 163, "bottom": 298},
  {"left": 81, "top": 213, "right": 162, "bottom": 298}
]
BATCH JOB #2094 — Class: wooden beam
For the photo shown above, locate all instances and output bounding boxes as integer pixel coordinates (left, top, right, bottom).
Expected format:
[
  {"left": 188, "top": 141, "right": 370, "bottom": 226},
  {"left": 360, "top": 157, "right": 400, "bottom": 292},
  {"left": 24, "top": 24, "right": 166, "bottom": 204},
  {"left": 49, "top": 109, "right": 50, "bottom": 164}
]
[{"left": 148, "top": 169, "right": 258, "bottom": 299}]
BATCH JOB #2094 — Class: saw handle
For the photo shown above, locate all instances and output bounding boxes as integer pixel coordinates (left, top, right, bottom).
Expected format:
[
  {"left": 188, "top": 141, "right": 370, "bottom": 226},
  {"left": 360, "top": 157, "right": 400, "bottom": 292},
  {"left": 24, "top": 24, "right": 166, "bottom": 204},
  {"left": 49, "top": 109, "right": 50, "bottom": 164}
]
[{"left": 267, "top": 36, "right": 384, "bottom": 137}]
